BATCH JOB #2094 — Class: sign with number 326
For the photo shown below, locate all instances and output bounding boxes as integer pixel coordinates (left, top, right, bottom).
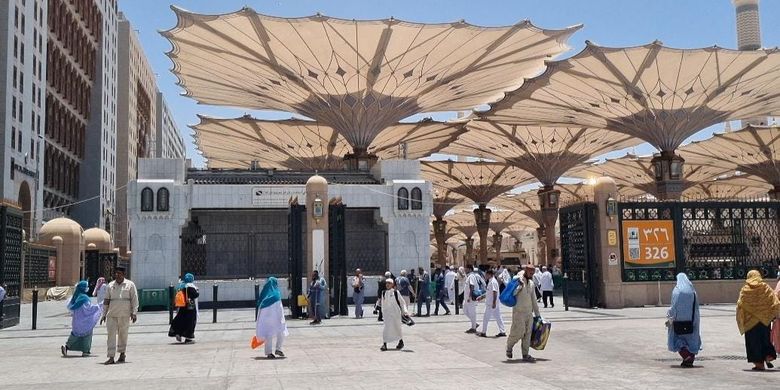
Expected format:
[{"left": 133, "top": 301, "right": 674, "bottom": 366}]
[{"left": 621, "top": 220, "right": 676, "bottom": 268}]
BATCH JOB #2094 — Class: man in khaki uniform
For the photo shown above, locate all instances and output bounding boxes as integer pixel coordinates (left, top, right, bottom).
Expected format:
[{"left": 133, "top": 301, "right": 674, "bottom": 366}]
[
  {"left": 100, "top": 267, "right": 138, "bottom": 365},
  {"left": 506, "top": 264, "right": 540, "bottom": 361}
]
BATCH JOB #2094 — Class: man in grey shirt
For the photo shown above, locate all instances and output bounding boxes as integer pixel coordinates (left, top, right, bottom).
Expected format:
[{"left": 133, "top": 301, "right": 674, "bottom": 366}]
[{"left": 396, "top": 270, "right": 415, "bottom": 315}]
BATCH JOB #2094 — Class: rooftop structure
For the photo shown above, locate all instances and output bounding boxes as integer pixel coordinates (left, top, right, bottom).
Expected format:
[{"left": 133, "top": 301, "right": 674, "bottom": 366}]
[
  {"left": 679, "top": 125, "right": 780, "bottom": 198},
  {"left": 193, "top": 116, "right": 465, "bottom": 170},
  {"left": 481, "top": 41, "right": 780, "bottom": 199},
  {"left": 421, "top": 160, "right": 535, "bottom": 264},
  {"left": 163, "top": 7, "right": 580, "bottom": 167}
]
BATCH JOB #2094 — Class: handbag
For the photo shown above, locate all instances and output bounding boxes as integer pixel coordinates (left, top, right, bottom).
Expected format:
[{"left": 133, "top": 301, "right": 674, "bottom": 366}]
[
  {"left": 393, "top": 290, "right": 415, "bottom": 326},
  {"left": 672, "top": 295, "right": 696, "bottom": 335}
]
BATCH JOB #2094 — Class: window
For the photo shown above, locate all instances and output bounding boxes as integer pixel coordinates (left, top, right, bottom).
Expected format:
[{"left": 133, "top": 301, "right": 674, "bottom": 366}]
[
  {"left": 397, "top": 187, "right": 409, "bottom": 210},
  {"left": 140, "top": 187, "right": 153, "bottom": 211},
  {"left": 156, "top": 188, "right": 170, "bottom": 211},
  {"left": 411, "top": 187, "right": 423, "bottom": 210},
  {"left": 11, "top": 128, "right": 16, "bottom": 149}
]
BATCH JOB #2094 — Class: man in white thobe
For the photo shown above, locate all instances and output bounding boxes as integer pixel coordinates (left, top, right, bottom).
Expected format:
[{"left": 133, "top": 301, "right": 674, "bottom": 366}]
[
  {"left": 101, "top": 267, "right": 138, "bottom": 365},
  {"left": 478, "top": 269, "right": 506, "bottom": 337},
  {"left": 464, "top": 266, "right": 483, "bottom": 333},
  {"left": 540, "top": 266, "right": 555, "bottom": 308},
  {"left": 532, "top": 267, "right": 542, "bottom": 302},
  {"left": 380, "top": 278, "right": 408, "bottom": 351},
  {"left": 507, "top": 265, "right": 541, "bottom": 361},
  {"left": 444, "top": 266, "right": 457, "bottom": 305}
]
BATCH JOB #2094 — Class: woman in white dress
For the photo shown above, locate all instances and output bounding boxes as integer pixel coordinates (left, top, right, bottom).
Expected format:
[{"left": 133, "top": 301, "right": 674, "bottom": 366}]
[
  {"left": 252, "top": 277, "right": 288, "bottom": 359},
  {"left": 381, "top": 278, "right": 409, "bottom": 351}
]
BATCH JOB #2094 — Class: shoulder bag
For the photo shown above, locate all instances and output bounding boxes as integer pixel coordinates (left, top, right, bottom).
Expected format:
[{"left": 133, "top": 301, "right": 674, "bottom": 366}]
[
  {"left": 672, "top": 294, "right": 696, "bottom": 335},
  {"left": 393, "top": 290, "right": 415, "bottom": 326}
]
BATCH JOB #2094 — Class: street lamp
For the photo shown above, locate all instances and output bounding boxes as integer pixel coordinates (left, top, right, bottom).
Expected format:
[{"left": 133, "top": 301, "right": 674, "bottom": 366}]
[{"left": 312, "top": 194, "right": 324, "bottom": 223}]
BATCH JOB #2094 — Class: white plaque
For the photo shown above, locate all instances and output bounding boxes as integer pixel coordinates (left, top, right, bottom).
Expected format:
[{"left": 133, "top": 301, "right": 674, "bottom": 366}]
[{"left": 312, "top": 229, "right": 325, "bottom": 272}]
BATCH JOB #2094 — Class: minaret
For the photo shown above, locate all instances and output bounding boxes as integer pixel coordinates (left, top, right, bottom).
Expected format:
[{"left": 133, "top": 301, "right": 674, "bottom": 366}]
[{"left": 732, "top": 0, "right": 768, "bottom": 127}]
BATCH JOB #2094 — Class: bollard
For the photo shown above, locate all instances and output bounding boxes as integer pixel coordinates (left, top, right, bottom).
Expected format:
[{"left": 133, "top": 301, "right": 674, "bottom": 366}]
[
  {"left": 562, "top": 273, "right": 569, "bottom": 312},
  {"left": 254, "top": 282, "right": 260, "bottom": 320},
  {"left": 454, "top": 281, "right": 460, "bottom": 315},
  {"left": 32, "top": 288, "right": 38, "bottom": 330},
  {"left": 212, "top": 283, "right": 218, "bottom": 323},
  {"left": 168, "top": 284, "right": 175, "bottom": 325}
]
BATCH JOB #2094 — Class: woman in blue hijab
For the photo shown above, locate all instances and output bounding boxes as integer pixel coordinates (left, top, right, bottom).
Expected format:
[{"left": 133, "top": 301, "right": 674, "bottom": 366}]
[
  {"left": 61, "top": 281, "right": 102, "bottom": 357},
  {"left": 169, "top": 273, "right": 199, "bottom": 343},
  {"left": 667, "top": 273, "right": 701, "bottom": 367},
  {"left": 252, "top": 277, "right": 288, "bottom": 359}
]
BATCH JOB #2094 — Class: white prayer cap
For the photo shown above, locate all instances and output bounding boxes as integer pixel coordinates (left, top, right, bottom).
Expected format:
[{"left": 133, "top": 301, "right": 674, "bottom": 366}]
[
  {"left": 384, "top": 271, "right": 391, "bottom": 278},
  {"left": 385, "top": 278, "right": 395, "bottom": 285},
  {"left": 400, "top": 269, "right": 407, "bottom": 276}
]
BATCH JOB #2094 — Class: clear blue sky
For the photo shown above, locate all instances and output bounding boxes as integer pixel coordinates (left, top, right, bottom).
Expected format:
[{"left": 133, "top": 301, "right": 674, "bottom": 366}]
[{"left": 119, "top": 0, "right": 780, "bottom": 168}]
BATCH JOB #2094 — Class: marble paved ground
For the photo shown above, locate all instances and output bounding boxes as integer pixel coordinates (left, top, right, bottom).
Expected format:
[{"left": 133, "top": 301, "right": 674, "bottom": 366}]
[{"left": 0, "top": 299, "right": 778, "bottom": 389}]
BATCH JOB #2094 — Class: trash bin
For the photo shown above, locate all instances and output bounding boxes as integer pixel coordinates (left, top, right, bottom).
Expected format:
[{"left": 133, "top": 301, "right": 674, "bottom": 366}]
[{"left": 138, "top": 289, "right": 169, "bottom": 311}]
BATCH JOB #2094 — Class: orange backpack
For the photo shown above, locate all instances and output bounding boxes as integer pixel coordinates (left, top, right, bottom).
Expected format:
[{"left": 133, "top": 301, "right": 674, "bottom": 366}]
[{"left": 174, "top": 289, "right": 187, "bottom": 308}]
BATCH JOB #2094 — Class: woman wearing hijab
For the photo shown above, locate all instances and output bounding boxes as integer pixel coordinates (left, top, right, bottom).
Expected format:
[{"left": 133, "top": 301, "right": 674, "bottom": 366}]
[
  {"left": 168, "top": 273, "right": 199, "bottom": 343},
  {"left": 380, "top": 278, "right": 409, "bottom": 351},
  {"left": 61, "top": 281, "right": 102, "bottom": 357},
  {"left": 737, "top": 270, "right": 780, "bottom": 370},
  {"left": 252, "top": 277, "right": 288, "bottom": 359},
  {"left": 773, "top": 278, "right": 780, "bottom": 354},
  {"left": 93, "top": 277, "right": 107, "bottom": 305},
  {"left": 666, "top": 273, "right": 701, "bottom": 367}
]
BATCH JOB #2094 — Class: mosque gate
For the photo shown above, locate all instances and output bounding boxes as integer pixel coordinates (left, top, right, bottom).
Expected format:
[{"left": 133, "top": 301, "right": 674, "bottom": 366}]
[
  {"left": 84, "top": 251, "right": 118, "bottom": 293},
  {"left": 288, "top": 204, "right": 305, "bottom": 318},
  {"left": 559, "top": 202, "right": 600, "bottom": 308},
  {"left": 619, "top": 200, "right": 780, "bottom": 283},
  {"left": 0, "top": 205, "right": 23, "bottom": 328},
  {"left": 329, "top": 203, "right": 348, "bottom": 316}
]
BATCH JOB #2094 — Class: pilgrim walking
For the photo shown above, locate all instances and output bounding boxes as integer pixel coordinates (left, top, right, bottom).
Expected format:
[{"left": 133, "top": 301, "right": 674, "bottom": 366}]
[
  {"left": 380, "top": 278, "right": 409, "bottom": 351},
  {"left": 61, "top": 281, "right": 102, "bottom": 357},
  {"left": 252, "top": 277, "right": 288, "bottom": 359},
  {"left": 101, "top": 267, "right": 138, "bottom": 365},
  {"left": 352, "top": 269, "right": 365, "bottom": 319},
  {"left": 169, "top": 273, "right": 200, "bottom": 343},
  {"left": 666, "top": 273, "right": 701, "bottom": 367},
  {"left": 736, "top": 270, "right": 780, "bottom": 370},
  {"left": 478, "top": 269, "right": 505, "bottom": 337},
  {"left": 506, "top": 265, "right": 540, "bottom": 361}
]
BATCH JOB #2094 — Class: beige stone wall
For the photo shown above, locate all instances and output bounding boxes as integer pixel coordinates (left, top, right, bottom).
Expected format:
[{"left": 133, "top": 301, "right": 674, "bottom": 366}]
[{"left": 617, "top": 280, "right": 744, "bottom": 308}]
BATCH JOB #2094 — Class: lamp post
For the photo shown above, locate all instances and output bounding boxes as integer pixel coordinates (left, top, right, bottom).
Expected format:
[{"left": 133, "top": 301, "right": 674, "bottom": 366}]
[
  {"left": 474, "top": 205, "right": 492, "bottom": 265},
  {"left": 651, "top": 151, "right": 685, "bottom": 200},
  {"left": 538, "top": 186, "right": 561, "bottom": 266}
]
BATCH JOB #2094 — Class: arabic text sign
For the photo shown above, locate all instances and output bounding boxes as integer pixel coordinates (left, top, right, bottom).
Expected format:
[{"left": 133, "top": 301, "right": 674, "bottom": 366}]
[{"left": 622, "top": 220, "right": 676, "bottom": 268}]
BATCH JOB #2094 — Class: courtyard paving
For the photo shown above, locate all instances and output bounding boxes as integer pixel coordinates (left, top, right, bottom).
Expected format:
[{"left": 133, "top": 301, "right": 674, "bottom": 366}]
[{"left": 0, "top": 299, "right": 777, "bottom": 389}]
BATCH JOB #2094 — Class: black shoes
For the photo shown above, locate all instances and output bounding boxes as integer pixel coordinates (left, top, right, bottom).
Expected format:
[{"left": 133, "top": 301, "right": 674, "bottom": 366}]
[
  {"left": 496, "top": 333, "right": 507, "bottom": 338},
  {"left": 275, "top": 350, "right": 285, "bottom": 358},
  {"left": 396, "top": 340, "right": 404, "bottom": 350},
  {"left": 506, "top": 349, "right": 513, "bottom": 359},
  {"left": 104, "top": 357, "right": 115, "bottom": 365},
  {"left": 465, "top": 328, "right": 477, "bottom": 334},
  {"left": 380, "top": 343, "right": 388, "bottom": 351},
  {"left": 267, "top": 354, "right": 276, "bottom": 359},
  {"left": 61, "top": 345, "right": 67, "bottom": 357},
  {"left": 117, "top": 353, "right": 126, "bottom": 363}
]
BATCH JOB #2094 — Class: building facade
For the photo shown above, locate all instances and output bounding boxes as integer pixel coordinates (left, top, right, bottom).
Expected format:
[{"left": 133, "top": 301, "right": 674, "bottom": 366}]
[
  {"left": 128, "top": 159, "right": 431, "bottom": 302},
  {"left": 71, "top": 0, "right": 118, "bottom": 233},
  {"left": 155, "top": 92, "right": 184, "bottom": 159},
  {"left": 0, "top": 0, "right": 48, "bottom": 237},
  {"left": 116, "top": 12, "right": 157, "bottom": 255}
]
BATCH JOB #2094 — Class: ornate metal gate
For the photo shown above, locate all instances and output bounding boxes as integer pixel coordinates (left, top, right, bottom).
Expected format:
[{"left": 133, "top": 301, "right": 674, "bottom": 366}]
[
  {"left": 180, "top": 217, "right": 207, "bottom": 277},
  {"left": 288, "top": 204, "right": 305, "bottom": 318},
  {"left": 0, "top": 205, "right": 23, "bottom": 328},
  {"left": 84, "top": 252, "right": 118, "bottom": 293},
  {"left": 329, "top": 203, "right": 347, "bottom": 316},
  {"left": 559, "top": 202, "right": 600, "bottom": 308}
]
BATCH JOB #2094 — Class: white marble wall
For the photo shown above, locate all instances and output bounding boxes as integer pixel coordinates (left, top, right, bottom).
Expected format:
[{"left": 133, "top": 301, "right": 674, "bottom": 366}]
[
  {"left": 193, "top": 275, "right": 388, "bottom": 302},
  {"left": 128, "top": 159, "right": 431, "bottom": 293}
]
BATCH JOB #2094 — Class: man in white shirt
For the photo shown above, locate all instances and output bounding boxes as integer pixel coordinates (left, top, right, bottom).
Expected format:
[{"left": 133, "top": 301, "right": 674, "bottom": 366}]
[
  {"left": 540, "top": 266, "right": 555, "bottom": 308},
  {"left": 100, "top": 267, "right": 138, "bottom": 365},
  {"left": 444, "top": 266, "right": 457, "bottom": 305},
  {"left": 532, "top": 267, "right": 542, "bottom": 302},
  {"left": 463, "top": 266, "right": 483, "bottom": 334},
  {"left": 477, "top": 269, "right": 506, "bottom": 338}
]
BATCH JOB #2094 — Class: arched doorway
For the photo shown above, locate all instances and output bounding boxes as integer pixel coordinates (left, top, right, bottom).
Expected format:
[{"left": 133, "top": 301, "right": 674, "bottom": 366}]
[{"left": 18, "top": 181, "right": 32, "bottom": 237}]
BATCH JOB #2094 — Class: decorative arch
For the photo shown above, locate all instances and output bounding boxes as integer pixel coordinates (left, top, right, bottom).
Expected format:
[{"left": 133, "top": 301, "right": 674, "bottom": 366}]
[
  {"left": 156, "top": 188, "right": 170, "bottom": 211},
  {"left": 397, "top": 187, "right": 409, "bottom": 210},
  {"left": 141, "top": 187, "right": 154, "bottom": 211},
  {"left": 410, "top": 187, "right": 423, "bottom": 210}
]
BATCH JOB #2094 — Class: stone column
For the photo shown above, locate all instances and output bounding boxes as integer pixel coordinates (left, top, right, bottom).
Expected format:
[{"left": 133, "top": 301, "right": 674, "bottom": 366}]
[
  {"left": 432, "top": 218, "right": 448, "bottom": 266},
  {"left": 651, "top": 151, "right": 685, "bottom": 200},
  {"left": 464, "top": 237, "right": 475, "bottom": 265},
  {"left": 305, "top": 175, "right": 329, "bottom": 315},
  {"left": 538, "top": 186, "right": 561, "bottom": 266},
  {"left": 535, "top": 226, "right": 546, "bottom": 265},
  {"left": 594, "top": 177, "right": 624, "bottom": 308},
  {"left": 492, "top": 233, "right": 503, "bottom": 265},
  {"left": 52, "top": 236, "right": 64, "bottom": 286},
  {"left": 474, "top": 205, "right": 492, "bottom": 265}
]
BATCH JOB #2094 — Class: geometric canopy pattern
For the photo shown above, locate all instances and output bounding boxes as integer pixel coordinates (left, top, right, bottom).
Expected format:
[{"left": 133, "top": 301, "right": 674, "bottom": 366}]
[
  {"left": 164, "top": 7, "right": 581, "bottom": 152},
  {"left": 443, "top": 120, "right": 640, "bottom": 185},
  {"left": 679, "top": 125, "right": 780, "bottom": 189},
  {"left": 571, "top": 153, "right": 736, "bottom": 199},
  {"left": 483, "top": 41, "right": 780, "bottom": 152},
  {"left": 192, "top": 115, "right": 465, "bottom": 169},
  {"left": 421, "top": 161, "right": 536, "bottom": 204},
  {"left": 492, "top": 183, "right": 592, "bottom": 225}
]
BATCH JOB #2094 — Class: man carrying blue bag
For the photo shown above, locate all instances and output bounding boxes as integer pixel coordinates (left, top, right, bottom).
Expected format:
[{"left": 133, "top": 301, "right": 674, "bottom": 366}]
[{"left": 506, "top": 264, "right": 541, "bottom": 361}]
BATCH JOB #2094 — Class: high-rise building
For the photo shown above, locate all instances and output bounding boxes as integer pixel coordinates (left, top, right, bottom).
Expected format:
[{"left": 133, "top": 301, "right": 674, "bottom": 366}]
[
  {"left": 116, "top": 12, "right": 157, "bottom": 254},
  {"left": 71, "top": 0, "right": 118, "bottom": 233},
  {"left": 0, "top": 0, "right": 47, "bottom": 237},
  {"left": 43, "top": 0, "right": 102, "bottom": 222},
  {"left": 155, "top": 92, "right": 185, "bottom": 159},
  {"left": 732, "top": 0, "right": 769, "bottom": 127}
]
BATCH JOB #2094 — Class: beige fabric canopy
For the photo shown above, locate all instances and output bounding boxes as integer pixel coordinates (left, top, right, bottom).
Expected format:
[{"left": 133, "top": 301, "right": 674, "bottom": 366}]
[
  {"left": 193, "top": 115, "right": 465, "bottom": 169},
  {"left": 432, "top": 189, "right": 468, "bottom": 218},
  {"left": 572, "top": 153, "right": 735, "bottom": 198},
  {"left": 492, "top": 183, "right": 592, "bottom": 225},
  {"left": 443, "top": 120, "right": 640, "bottom": 185},
  {"left": 683, "top": 176, "right": 772, "bottom": 200},
  {"left": 679, "top": 125, "right": 780, "bottom": 188},
  {"left": 445, "top": 211, "right": 480, "bottom": 238},
  {"left": 163, "top": 7, "right": 580, "bottom": 151},
  {"left": 484, "top": 42, "right": 780, "bottom": 152},
  {"left": 421, "top": 161, "right": 535, "bottom": 204}
]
